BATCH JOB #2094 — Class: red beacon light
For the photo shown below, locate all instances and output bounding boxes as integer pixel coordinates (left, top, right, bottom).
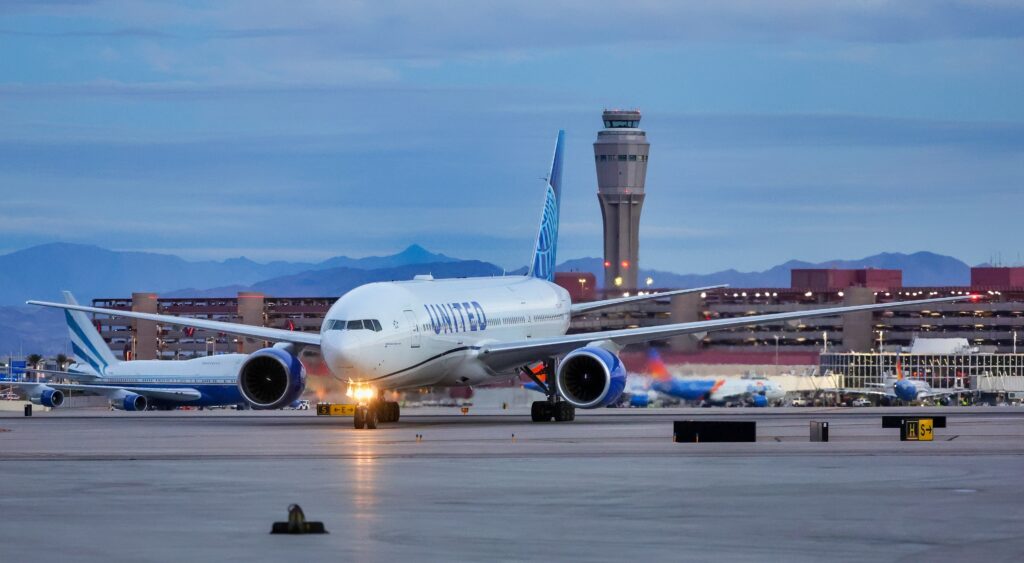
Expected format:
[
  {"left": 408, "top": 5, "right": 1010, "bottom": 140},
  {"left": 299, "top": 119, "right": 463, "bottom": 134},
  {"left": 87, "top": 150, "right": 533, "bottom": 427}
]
[
  {"left": 621, "top": 261, "right": 630, "bottom": 269},
  {"left": 603, "top": 261, "right": 611, "bottom": 268},
  {"left": 967, "top": 294, "right": 983, "bottom": 302}
]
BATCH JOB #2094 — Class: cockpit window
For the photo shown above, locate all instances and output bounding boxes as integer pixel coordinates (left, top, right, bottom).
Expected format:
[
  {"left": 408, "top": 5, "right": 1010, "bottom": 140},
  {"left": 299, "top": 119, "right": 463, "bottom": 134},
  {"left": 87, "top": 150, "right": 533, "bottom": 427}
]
[{"left": 325, "top": 319, "right": 382, "bottom": 332}]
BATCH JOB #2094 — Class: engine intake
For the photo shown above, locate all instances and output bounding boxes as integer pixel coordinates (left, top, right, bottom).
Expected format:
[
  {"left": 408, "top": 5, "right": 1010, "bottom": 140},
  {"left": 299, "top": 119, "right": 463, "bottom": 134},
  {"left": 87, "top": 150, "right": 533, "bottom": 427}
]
[
  {"left": 555, "top": 347, "right": 627, "bottom": 409},
  {"left": 31, "top": 387, "right": 65, "bottom": 408},
  {"left": 112, "top": 393, "right": 147, "bottom": 411},
  {"left": 238, "top": 347, "right": 306, "bottom": 409}
]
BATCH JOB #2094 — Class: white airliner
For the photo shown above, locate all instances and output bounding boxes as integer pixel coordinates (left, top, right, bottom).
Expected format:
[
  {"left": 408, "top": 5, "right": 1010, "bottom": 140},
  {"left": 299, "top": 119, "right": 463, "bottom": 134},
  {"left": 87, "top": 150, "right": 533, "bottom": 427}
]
[
  {"left": 28, "top": 130, "right": 971, "bottom": 428},
  {"left": 13, "top": 292, "right": 266, "bottom": 411}
]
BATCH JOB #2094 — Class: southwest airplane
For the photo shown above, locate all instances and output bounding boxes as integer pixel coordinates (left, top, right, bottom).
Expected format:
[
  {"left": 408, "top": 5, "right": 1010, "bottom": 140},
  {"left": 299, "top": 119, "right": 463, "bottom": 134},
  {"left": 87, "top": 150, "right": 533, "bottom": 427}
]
[
  {"left": 14, "top": 292, "right": 256, "bottom": 411},
  {"left": 840, "top": 358, "right": 968, "bottom": 405},
  {"left": 28, "top": 130, "right": 971, "bottom": 428},
  {"left": 626, "top": 349, "right": 785, "bottom": 407}
]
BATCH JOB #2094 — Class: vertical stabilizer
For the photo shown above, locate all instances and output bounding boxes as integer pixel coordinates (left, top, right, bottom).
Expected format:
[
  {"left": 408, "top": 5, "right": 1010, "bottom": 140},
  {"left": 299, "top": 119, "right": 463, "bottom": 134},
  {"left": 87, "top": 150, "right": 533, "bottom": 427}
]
[
  {"left": 646, "top": 348, "right": 672, "bottom": 382},
  {"left": 528, "top": 130, "right": 565, "bottom": 282},
  {"left": 62, "top": 291, "right": 118, "bottom": 374}
]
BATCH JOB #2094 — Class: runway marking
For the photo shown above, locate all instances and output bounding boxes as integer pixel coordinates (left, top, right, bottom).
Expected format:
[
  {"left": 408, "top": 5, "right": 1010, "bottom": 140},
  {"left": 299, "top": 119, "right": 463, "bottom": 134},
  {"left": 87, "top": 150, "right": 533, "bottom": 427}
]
[{"left": 947, "top": 435, "right": 959, "bottom": 441}]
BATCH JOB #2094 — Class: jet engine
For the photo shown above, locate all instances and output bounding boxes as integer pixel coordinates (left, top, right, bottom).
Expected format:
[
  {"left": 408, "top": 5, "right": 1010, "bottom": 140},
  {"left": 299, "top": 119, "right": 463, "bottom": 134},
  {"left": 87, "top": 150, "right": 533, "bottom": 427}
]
[
  {"left": 750, "top": 394, "right": 769, "bottom": 407},
  {"left": 112, "top": 392, "right": 147, "bottom": 411},
  {"left": 29, "top": 387, "right": 65, "bottom": 408},
  {"left": 554, "top": 347, "right": 627, "bottom": 409},
  {"left": 237, "top": 347, "right": 306, "bottom": 409}
]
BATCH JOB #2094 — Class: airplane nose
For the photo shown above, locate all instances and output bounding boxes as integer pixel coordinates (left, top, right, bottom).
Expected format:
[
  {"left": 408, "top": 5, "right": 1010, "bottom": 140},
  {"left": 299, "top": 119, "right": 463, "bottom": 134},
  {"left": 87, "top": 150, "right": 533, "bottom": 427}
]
[{"left": 322, "top": 330, "right": 376, "bottom": 376}]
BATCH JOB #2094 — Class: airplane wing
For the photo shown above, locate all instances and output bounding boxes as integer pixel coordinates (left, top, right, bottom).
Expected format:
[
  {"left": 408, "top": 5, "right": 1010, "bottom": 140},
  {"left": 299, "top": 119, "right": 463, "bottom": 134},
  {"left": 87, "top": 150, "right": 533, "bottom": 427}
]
[
  {"left": 821, "top": 388, "right": 893, "bottom": 397},
  {"left": 570, "top": 285, "right": 727, "bottom": 315},
  {"left": 917, "top": 388, "right": 969, "bottom": 399},
  {"left": 26, "top": 300, "right": 321, "bottom": 347},
  {"left": 10, "top": 381, "right": 202, "bottom": 402},
  {"left": 21, "top": 367, "right": 101, "bottom": 381},
  {"left": 479, "top": 295, "right": 969, "bottom": 372}
]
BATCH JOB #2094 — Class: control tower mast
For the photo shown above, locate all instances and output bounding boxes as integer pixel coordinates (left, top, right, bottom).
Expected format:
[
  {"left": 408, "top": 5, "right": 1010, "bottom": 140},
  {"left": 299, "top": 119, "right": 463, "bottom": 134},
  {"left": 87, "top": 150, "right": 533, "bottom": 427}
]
[{"left": 594, "top": 109, "right": 649, "bottom": 292}]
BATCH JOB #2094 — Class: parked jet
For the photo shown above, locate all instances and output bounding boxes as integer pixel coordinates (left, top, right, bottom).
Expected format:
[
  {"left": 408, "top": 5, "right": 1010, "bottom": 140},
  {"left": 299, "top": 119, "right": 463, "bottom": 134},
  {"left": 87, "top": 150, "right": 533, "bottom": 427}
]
[
  {"left": 29, "top": 131, "right": 972, "bottom": 428},
  {"left": 626, "top": 349, "right": 785, "bottom": 407},
  {"left": 12, "top": 292, "right": 264, "bottom": 411},
  {"left": 842, "top": 358, "right": 967, "bottom": 405}
]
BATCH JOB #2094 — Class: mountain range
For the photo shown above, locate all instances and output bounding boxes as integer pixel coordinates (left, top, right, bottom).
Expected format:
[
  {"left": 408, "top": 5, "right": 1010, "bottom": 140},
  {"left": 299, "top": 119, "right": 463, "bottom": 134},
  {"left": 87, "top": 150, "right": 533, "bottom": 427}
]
[
  {"left": 0, "top": 242, "right": 456, "bottom": 306},
  {"left": 0, "top": 243, "right": 976, "bottom": 355}
]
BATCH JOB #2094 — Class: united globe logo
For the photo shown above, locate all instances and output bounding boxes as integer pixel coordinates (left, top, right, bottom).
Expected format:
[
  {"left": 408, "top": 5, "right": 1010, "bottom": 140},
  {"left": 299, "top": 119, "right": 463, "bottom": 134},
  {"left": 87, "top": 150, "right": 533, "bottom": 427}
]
[{"left": 531, "top": 184, "right": 559, "bottom": 281}]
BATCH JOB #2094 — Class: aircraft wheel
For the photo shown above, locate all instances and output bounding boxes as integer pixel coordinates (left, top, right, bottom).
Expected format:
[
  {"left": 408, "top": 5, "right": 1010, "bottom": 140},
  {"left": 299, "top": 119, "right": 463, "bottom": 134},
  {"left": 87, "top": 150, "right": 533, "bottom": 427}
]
[
  {"left": 390, "top": 401, "right": 400, "bottom": 422},
  {"left": 531, "top": 401, "right": 552, "bottom": 422},
  {"left": 353, "top": 407, "right": 366, "bottom": 429},
  {"left": 365, "top": 406, "right": 378, "bottom": 430},
  {"left": 554, "top": 402, "right": 575, "bottom": 422}
]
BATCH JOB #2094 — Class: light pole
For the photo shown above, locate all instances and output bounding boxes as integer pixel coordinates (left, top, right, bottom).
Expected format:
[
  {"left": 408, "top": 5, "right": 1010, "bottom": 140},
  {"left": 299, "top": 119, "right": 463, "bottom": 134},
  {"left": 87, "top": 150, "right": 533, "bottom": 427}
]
[
  {"left": 774, "top": 335, "right": 780, "bottom": 375},
  {"left": 1014, "top": 331, "right": 1018, "bottom": 354}
]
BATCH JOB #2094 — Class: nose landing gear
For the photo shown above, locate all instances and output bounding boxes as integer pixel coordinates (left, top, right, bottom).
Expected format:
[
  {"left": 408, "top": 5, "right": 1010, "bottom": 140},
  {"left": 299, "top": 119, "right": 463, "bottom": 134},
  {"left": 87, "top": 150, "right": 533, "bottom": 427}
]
[{"left": 348, "top": 382, "right": 400, "bottom": 430}]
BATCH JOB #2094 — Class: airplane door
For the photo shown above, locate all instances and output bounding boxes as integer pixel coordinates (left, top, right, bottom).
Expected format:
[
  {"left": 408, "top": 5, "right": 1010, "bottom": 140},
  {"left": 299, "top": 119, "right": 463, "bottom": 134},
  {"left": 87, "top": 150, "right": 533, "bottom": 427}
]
[{"left": 403, "top": 310, "right": 421, "bottom": 348}]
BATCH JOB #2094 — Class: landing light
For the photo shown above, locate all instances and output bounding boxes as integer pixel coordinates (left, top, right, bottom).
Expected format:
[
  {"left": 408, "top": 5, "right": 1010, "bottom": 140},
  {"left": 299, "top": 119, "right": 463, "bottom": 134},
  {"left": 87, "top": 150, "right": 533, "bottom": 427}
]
[{"left": 346, "top": 382, "right": 377, "bottom": 401}]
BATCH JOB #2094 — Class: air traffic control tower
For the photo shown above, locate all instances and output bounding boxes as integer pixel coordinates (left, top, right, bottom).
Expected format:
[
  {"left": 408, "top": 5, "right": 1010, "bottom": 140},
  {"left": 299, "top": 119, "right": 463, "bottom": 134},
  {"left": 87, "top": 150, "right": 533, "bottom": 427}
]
[{"left": 594, "top": 109, "right": 649, "bottom": 291}]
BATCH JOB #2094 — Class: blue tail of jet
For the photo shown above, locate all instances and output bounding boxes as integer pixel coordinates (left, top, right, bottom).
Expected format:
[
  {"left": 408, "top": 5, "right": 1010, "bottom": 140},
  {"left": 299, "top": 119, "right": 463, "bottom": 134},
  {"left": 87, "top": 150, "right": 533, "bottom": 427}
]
[
  {"left": 528, "top": 129, "right": 565, "bottom": 282},
  {"left": 62, "top": 291, "right": 118, "bottom": 375}
]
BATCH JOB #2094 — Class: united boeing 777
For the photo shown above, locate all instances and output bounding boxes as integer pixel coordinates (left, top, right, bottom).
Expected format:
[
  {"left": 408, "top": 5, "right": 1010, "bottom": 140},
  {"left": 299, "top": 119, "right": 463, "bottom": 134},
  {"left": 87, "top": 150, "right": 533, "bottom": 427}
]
[{"left": 29, "top": 131, "right": 972, "bottom": 428}]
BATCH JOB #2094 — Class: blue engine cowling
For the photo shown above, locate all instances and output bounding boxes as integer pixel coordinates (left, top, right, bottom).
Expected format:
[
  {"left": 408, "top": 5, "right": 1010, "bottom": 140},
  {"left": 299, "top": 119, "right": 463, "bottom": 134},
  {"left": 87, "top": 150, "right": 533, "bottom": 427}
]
[
  {"left": 555, "top": 347, "right": 627, "bottom": 409},
  {"left": 32, "top": 387, "right": 65, "bottom": 408},
  {"left": 113, "top": 393, "right": 147, "bottom": 411},
  {"left": 750, "top": 394, "right": 769, "bottom": 407},
  {"left": 237, "top": 347, "right": 306, "bottom": 409}
]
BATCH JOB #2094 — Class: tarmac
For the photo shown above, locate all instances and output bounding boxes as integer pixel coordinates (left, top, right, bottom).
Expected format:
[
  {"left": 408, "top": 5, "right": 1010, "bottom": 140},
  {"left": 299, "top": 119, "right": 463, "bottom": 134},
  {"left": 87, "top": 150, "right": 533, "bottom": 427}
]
[{"left": 1, "top": 406, "right": 1022, "bottom": 562}]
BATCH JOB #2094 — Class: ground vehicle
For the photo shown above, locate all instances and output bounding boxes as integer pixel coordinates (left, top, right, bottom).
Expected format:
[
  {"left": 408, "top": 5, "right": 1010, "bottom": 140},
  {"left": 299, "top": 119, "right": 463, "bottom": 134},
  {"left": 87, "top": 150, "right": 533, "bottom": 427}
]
[
  {"left": 850, "top": 398, "right": 872, "bottom": 407},
  {"left": 790, "top": 397, "right": 808, "bottom": 407}
]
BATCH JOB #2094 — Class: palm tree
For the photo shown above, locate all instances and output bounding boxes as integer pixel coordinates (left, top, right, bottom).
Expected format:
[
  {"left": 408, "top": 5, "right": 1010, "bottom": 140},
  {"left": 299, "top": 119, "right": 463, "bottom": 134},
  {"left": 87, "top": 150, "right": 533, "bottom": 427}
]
[
  {"left": 26, "top": 354, "right": 43, "bottom": 382},
  {"left": 26, "top": 354, "right": 43, "bottom": 369},
  {"left": 55, "top": 354, "right": 69, "bottom": 370}
]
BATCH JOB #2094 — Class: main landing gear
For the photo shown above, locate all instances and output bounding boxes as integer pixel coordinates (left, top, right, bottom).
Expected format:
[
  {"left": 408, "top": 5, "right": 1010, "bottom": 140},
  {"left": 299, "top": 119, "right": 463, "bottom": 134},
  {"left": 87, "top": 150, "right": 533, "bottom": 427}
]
[
  {"left": 349, "top": 382, "right": 400, "bottom": 430},
  {"left": 523, "top": 359, "right": 576, "bottom": 423},
  {"left": 530, "top": 399, "right": 575, "bottom": 422}
]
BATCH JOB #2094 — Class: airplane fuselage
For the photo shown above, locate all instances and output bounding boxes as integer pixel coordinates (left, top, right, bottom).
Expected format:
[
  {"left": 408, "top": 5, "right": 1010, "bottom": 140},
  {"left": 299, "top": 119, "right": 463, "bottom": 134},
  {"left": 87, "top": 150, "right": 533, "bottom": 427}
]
[
  {"left": 69, "top": 354, "right": 248, "bottom": 407},
  {"left": 654, "top": 377, "right": 785, "bottom": 405},
  {"left": 321, "top": 276, "right": 571, "bottom": 389}
]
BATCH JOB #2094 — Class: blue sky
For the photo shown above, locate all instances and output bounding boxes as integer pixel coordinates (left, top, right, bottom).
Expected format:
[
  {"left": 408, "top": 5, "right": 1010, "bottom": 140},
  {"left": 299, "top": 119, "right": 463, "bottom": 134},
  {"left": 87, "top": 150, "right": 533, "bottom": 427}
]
[{"left": 1, "top": 1, "right": 1022, "bottom": 272}]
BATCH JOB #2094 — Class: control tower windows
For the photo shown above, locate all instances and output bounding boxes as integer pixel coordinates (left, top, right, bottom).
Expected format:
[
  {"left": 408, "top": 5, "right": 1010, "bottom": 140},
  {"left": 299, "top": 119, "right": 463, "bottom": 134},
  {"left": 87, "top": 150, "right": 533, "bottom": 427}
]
[{"left": 604, "top": 120, "right": 638, "bottom": 128}]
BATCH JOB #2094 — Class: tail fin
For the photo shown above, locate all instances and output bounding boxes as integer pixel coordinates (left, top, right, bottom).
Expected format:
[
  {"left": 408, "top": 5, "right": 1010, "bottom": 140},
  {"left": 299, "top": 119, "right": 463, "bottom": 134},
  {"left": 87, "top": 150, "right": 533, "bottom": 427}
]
[
  {"left": 646, "top": 348, "right": 671, "bottom": 381},
  {"left": 528, "top": 129, "right": 565, "bottom": 282},
  {"left": 895, "top": 355, "right": 904, "bottom": 380},
  {"left": 62, "top": 291, "right": 118, "bottom": 374}
]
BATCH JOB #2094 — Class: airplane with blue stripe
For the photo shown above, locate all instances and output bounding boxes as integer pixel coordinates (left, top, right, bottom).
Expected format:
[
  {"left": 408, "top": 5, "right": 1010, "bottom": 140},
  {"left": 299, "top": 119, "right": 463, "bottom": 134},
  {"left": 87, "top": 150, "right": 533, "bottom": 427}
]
[
  {"left": 625, "top": 349, "right": 785, "bottom": 407},
  {"left": 11, "top": 292, "right": 287, "bottom": 411}
]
